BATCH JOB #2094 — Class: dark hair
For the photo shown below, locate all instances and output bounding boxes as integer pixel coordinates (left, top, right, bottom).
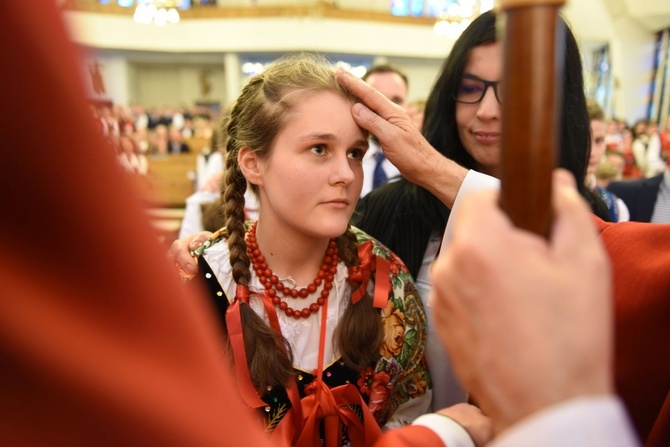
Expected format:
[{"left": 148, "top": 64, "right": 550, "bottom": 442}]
[
  {"left": 421, "top": 10, "right": 609, "bottom": 223},
  {"left": 362, "top": 64, "right": 409, "bottom": 90}
]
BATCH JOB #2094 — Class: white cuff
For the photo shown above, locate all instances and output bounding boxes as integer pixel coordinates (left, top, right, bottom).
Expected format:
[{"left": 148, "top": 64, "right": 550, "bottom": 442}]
[
  {"left": 441, "top": 170, "right": 500, "bottom": 247},
  {"left": 489, "top": 396, "right": 641, "bottom": 447},
  {"left": 412, "top": 413, "right": 476, "bottom": 447}
]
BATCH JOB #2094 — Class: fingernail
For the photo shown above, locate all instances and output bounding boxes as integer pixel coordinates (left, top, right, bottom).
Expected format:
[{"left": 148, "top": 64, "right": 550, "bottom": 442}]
[
  {"left": 352, "top": 103, "right": 364, "bottom": 118},
  {"left": 190, "top": 241, "right": 203, "bottom": 250}
]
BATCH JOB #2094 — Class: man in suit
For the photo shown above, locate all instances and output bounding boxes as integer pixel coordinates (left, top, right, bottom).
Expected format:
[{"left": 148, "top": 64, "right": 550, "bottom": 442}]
[
  {"left": 360, "top": 65, "right": 408, "bottom": 196},
  {"left": 168, "top": 124, "right": 191, "bottom": 153},
  {"left": 607, "top": 170, "right": 670, "bottom": 223}
]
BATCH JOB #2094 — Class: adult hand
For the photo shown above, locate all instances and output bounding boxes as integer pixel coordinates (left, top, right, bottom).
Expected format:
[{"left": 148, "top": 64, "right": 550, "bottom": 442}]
[
  {"left": 168, "top": 231, "right": 213, "bottom": 280},
  {"left": 430, "top": 169, "right": 613, "bottom": 434},
  {"left": 335, "top": 70, "right": 466, "bottom": 208},
  {"left": 436, "top": 403, "right": 493, "bottom": 446}
]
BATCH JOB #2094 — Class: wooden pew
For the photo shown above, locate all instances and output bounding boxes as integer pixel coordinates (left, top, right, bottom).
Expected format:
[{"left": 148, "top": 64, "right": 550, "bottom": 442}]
[
  {"left": 185, "top": 136, "right": 211, "bottom": 155},
  {"left": 137, "top": 153, "right": 198, "bottom": 208}
]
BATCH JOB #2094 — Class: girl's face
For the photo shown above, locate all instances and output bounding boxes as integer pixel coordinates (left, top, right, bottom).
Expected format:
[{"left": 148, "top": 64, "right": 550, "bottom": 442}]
[
  {"left": 244, "top": 90, "right": 367, "bottom": 241},
  {"left": 456, "top": 42, "right": 503, "bottom": 177}
]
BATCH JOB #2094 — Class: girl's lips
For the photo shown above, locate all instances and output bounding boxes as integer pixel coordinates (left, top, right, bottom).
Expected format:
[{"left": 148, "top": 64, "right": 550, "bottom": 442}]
[{"left": 322, "top": 200, "right": 349, "bottom": 209}]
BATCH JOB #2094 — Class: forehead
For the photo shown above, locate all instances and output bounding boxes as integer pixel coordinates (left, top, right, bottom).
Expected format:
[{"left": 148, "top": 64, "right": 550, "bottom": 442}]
[
  {"left": 463, "top": 42, "right": 502, "bottom": 79},
  {"left": 278, "top": 90, "right": 362, "bottom": 136},
  {"left": 591, "top": 119, "right": 606, "bottom": 131},
  {"left": 364, "top": 72, "right": 407, "bottom": 95}
]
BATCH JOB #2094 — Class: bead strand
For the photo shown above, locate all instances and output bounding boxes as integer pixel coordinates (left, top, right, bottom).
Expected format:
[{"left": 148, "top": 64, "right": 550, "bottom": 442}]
[{"left": 246, "top": 221, "right": 339, "bottom": 319}]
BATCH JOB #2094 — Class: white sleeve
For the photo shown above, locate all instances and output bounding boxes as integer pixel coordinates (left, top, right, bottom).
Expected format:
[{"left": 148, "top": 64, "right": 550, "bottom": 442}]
[
  {"left": 616, "top": 197, "right": 630, "bottom": 222},
  {"left": 412, "top": 412, "right": 475, "bottom": 447},
  {"left": 205, "top": 152, "right": 224, "bottom": 181},
  {"left": 646, "top": 135, "right": 665, "bottom": 177},
  {"left": 178, "top": 191, "right": 219, "bottom": 239},
  {"left": 632, "top": 140, "right": 647, "bottom": 172},
  {"left": 489, "top": 396, "right": 641, "bottom": 447},
  {"left": 441, "top": 170, "right": 500, "bottom": 248}
]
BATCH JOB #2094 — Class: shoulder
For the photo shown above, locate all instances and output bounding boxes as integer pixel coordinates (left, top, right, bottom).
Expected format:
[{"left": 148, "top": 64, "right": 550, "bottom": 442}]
[
  {"left": 610, "top": 174, "right": 662, "bottom": 192},
  {"left": 351, "top": 225, "right": 385, "bottom": 248},
  {"left": 350, "top": 226, "right": 410, "bottom": 277},
  {"left": 350, "top": 227, "right": 421, "bottom": 314},
  {"left": 607, "top": 178, "right": 644, "bottom": 194}
]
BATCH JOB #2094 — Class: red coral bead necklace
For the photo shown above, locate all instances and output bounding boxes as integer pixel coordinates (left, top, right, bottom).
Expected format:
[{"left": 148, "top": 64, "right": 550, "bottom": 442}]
[{"left": 246, "top": 221, "right": 340, "bottom": 319}]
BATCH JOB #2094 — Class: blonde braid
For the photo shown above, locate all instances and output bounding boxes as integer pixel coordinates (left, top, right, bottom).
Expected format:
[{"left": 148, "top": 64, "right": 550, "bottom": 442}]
[
  {"left": 223, "top": 102, "right": 251, "bottom": 286},
  {"left": 222, "top": 77, "right": 294, "bottom": 390}
]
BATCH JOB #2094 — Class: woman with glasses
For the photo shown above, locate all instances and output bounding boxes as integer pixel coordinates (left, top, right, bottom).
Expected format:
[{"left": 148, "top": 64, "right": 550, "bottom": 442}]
[{"left": 351, "top": 10, "right": 610, "bottom": 412}]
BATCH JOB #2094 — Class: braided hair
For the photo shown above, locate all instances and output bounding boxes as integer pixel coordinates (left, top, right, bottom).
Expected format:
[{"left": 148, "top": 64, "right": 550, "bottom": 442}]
[{"left": 222, "top": 54, "right": 382, "bottom": 390}]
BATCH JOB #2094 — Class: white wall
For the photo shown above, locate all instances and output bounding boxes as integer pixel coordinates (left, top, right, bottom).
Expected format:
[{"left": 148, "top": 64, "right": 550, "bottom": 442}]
[
  {"left": 132, "top": 63, "right": 226, "bottom": 106},
  {"left": 609, "top": 16, "right": 657, "bottom": 124},
  {"left": 385, "top": 56, "right": 444, "bottom": 102},
  {"left": 64, "top": 1, "right": 668, "bottom": 121},
  {"left": 64, "top": 12, "right": 456, "bottom": 58}
]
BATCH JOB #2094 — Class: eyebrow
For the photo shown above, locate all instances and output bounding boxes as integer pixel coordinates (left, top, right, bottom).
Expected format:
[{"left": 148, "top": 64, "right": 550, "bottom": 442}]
[
  {"left": 462, "top": 74, "right": 485, "bottom": 81},
  {"left": 298, "top": 133, "right": 368, "bottom": 147},
  {"left": 462, "top": 73, "right": 499, "bottom": 83},
  {"left": 298, "top": 133, "right": 336, "bottom": 141}
]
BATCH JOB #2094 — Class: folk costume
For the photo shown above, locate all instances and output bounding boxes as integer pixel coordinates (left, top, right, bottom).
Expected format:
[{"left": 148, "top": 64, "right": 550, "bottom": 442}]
[{"left": 191, "top": 223, "right": 432, "bottom": 446}]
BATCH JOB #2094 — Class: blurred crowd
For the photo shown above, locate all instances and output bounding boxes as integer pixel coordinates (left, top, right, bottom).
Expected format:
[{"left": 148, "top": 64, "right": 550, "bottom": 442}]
[
  {"left": 596, "top": 115, "right": 670, "bottom": 188},
  {"left": 90, "top": 103, "right": 223, "bottom": 176}
]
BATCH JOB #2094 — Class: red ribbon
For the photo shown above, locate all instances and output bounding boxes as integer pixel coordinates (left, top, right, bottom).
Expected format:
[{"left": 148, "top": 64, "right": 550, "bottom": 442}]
[
  {"left": 281, "top": 381, "right": 382, "bottom": 447},
  {"left": 273, "top": 277, "right": 383, "bottom": 447},
  {"left": 347, "top": 241, "right": 391, "bottom": 309},
  {"left": 232, "top": 289, "right": 304, "bottom": 440},
  {"left": 225, "top": 290, "right": 267, "bottom": 409},
  {"left": 235, "top": 284, "right": 250, "bottom": 303}
]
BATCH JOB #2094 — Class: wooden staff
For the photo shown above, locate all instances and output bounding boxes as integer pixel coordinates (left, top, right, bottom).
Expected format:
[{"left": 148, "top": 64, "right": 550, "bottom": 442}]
[{"left": 498, "top": 0, "right": 566, "bottom": 238}]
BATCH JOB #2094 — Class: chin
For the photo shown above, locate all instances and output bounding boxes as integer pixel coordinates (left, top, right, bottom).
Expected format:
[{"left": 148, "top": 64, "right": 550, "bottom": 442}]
[{"left": 319, "top": 218, "right": 351, "bottom": 239}]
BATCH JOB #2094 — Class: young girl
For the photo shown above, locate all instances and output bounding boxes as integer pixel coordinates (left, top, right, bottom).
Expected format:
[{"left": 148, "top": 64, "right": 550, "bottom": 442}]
[{"left": 189, "top": 54, "right": 431, "bottom": 446}]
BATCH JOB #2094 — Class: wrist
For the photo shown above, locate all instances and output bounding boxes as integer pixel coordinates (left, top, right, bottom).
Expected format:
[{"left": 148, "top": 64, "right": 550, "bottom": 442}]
[{"left": 418, "top": 154, "right": 466, "bottom": 208}]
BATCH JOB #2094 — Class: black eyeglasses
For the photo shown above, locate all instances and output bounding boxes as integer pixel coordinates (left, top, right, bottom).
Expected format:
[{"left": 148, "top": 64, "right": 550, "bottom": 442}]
[{"left": 454, "top": 76, "right": 503, "bottom": 104}]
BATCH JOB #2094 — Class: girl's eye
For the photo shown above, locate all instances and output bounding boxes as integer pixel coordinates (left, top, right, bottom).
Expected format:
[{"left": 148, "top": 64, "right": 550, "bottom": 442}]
[
  {"left": 348, "top": 148, "right": 365, "bottom": 160},
  {"left": 310, "top": 144, "right": 326, "bottom": 156}
]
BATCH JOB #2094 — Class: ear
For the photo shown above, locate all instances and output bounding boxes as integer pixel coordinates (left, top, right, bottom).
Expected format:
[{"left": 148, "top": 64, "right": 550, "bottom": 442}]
[{"left": 238, "top": 146, "right": 263, "bottom": 187}]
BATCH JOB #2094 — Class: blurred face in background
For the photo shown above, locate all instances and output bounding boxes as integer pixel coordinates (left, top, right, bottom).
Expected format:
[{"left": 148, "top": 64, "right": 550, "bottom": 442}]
[
  {"left": 364, "top": 72, "right": 408, "bottom": 109},
  {"left": 588, "top": 119, "right": 607, "bottom": 176}
]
